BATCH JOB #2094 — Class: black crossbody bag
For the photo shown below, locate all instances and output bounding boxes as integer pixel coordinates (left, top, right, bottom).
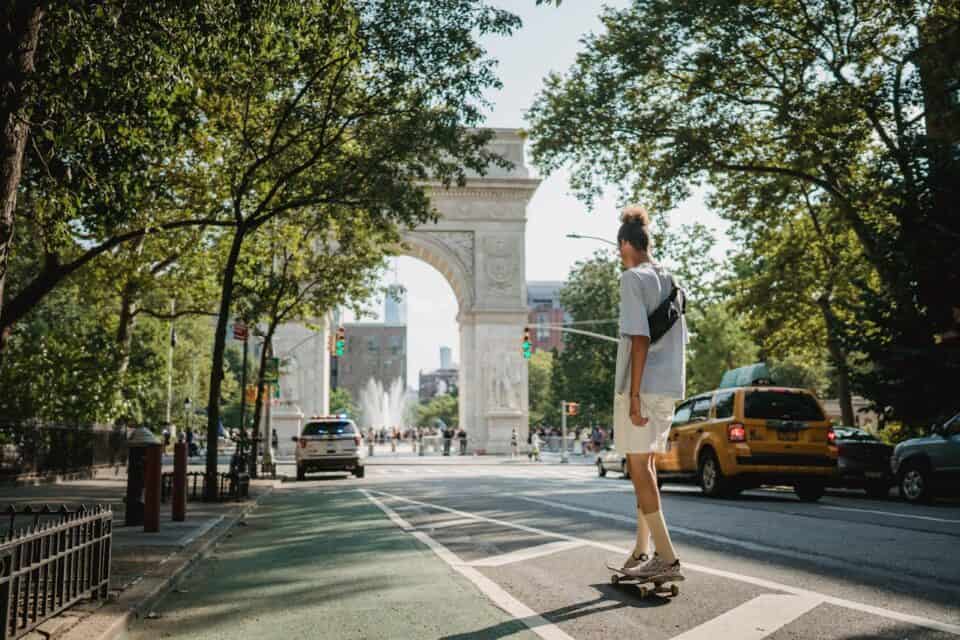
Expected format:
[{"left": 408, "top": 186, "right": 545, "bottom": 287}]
[{"left": 648, "top": 275, "right": 686, "bottom": 344}]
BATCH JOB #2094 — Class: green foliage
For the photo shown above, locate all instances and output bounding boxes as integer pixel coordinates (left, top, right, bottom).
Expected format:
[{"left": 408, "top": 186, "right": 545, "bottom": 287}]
[
  {"left": 685, "top": 305, "right": 758, "bottom": 396},
  {"left": 555, "top": 252, "right": 619, "bottom": 426},
  {"left": 527, "top": 1, "right": 960, "bottom": 424},
  {"left": 415, "top": 394, "right": 458, "bottom": 428},
  {"left": 330, "top": 388, "right": 356, "bottom": 418},
  {"left": 527, "top": 349, "right": 554, "bottom": 426},
  {"left": 768, "top": 356, "right": 829, "bottom": 396}
]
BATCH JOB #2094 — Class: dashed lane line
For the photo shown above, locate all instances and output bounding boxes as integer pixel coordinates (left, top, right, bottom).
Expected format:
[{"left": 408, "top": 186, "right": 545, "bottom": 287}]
[
  {"left": 361, "top": 489, "right": 577, "bottom": 640},
  {"left": 670, "top": 594, "right": 822, "bottom": 640},
  {"left": 821, "top": 505, "right": 960, "bottom": 524},
  {"left": 368, "top": 489, "right": 960, "bottom": 637},
  {"left": 465, "top": 540, "right": 585, "bottom": 568}
]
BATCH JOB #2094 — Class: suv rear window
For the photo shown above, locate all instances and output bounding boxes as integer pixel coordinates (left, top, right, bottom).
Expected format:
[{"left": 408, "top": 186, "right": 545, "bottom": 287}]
[
  {"left": 744, "top": 391, "right": 824, "bottom": 421},
  {"left": 302, "top": 421, "right": 356, "bottom": 436}
]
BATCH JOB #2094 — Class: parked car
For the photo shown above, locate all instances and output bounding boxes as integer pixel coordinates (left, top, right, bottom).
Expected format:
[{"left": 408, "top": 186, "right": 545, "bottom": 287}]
[
  {"left": 292, "top": 416, "right": 366, "bottom": 480},
  {"left": 890, "top": 410, "right": 960, "bottom": 503},
  {"left": 599, "top": 386, "right": 838, "bottom": 501},
  {"left": 831, "top": 426, "right": 894, "bottom": 498}
]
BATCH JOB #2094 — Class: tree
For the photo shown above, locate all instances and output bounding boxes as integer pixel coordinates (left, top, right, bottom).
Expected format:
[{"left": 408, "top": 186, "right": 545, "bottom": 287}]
[
  {"left": 330, "top": 388, "right": 356, "bottom": 418},
  {"left": 527, "top": 349, "right": 554, "bottom": 426},
  {"left": 556, "top": 252, "right": 619, "bottom": 426},
  {"left": 415, "top": 394, "right": 458, "bottom": 429},
  {"left": 685, "top": 305, "right": 759, "bottom": 396},
  {"left": 2, "top": 3, "right": 234, "bottom": 360},
  {"left": 527, "top": 1, "right": 960, "bottom": 424}
]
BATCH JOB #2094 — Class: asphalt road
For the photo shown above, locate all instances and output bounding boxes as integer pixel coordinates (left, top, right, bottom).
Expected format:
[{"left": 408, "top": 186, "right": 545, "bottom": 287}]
[{"left": 129, "top": 463, "right": 960, "bottom": 640}]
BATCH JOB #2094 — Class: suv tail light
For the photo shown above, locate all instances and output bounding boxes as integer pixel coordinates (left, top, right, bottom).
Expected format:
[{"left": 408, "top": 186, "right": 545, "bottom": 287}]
[
  {"left": 299, "top": 438, "right": 308, "bottom": 449},
  {"left": 354, "top": 435, "right": 361, "bottom": 447},
  {"left": 827, "top": 428, "right": 837, "bottom": 445},
  {"left": 728, "top": 423, "right": 746, "bottom": 442}
]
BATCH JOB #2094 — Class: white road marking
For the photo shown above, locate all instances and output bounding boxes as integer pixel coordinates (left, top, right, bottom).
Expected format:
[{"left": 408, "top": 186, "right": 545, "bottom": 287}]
[
  {"left": 821, "top": 505, "right": 960, "bottom": 524},
  {"left": 669, "top": 594, "right": 821, "bottom": 640},
  {"left": 370, "top": 490, "right": 960, "bottom": 637},
  {"left": 361, "top": 490, "right": 577, "bottom": 640},
  {"left": 421, "top": 517, "right": 481, "bottom": 530},
  {"left": 466, "top": 540, "right": 584, "bottom": 567}
]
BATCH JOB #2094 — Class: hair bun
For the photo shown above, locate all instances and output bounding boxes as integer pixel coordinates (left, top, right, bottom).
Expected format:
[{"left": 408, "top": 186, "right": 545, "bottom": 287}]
[{"left": 620, "top": 205, "right": 650, "bottom": 226}]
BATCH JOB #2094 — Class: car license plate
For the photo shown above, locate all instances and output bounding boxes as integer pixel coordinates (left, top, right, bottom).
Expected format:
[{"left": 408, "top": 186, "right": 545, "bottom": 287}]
[
  {"left": 777, "top": 431, "right": 799, "bottom": 442},
  {"left": 865, "top": 471, "right": 884, "bottom": 479}
]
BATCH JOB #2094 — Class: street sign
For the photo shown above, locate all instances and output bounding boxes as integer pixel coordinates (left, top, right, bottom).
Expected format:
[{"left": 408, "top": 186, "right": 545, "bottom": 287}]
[
  {"left": 263, "top": 357, "right": 280, "bottom": 383},
  {"left": 233, "top": 322, "right": 249, "bottom": 341}
]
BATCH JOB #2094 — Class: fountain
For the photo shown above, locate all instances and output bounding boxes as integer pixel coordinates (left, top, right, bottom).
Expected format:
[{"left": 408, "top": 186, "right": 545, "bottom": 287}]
[{"left": 357, "top": 377, "right": 411, "bottom": 430}]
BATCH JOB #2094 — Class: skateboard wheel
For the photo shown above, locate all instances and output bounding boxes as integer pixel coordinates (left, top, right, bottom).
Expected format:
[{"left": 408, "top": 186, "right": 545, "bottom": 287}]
[
  {"left": 639, "top": 587, "right": 649, "bottom": 597},
  {"left": 670, "top": 584, "right": 679, "bottom": 597},
  {"left": 611, "top": 574, "right": 620, "bottom": 585}
]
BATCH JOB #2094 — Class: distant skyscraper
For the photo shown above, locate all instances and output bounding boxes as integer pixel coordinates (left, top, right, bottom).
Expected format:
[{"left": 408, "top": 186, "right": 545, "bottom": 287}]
[
  {"left": 439, "top": 346, "right": 452, "bottom": 370},
  {"left": 384, "top": 284, "right": 407, "bottom": 324}
]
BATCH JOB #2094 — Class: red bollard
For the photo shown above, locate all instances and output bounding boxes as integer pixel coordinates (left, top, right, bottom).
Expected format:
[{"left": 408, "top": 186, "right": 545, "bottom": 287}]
[
  {"left": 143, "top": 443, "right": 162, "bottom": 533},
  {"left": 172, "top": 442, "right": 187, "bottom": 522}
]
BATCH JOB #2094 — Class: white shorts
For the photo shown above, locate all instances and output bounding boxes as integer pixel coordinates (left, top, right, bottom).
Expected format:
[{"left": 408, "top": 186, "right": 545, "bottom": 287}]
[{"left": 613, "top": 393, "right": 675, "bottom": 454}]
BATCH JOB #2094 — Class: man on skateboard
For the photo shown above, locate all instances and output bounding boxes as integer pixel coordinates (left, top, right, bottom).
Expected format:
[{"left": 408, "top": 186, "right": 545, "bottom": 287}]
[{"left": 611, "top": 206, "right": 688, "bottom": 587}]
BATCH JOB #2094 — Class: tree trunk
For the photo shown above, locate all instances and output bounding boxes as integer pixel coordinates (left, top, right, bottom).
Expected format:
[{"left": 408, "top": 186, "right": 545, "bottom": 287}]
[
  {"left": 204, "top": 226, "right": 246, "bottom": 501},
  {"left": 113, "top": 282, "right": 138, "bottom": 409},
  {"left": 0, "top": 2, "right": 44, "bottom": 363},
  {"left": 818, "top": 298, "right": 855, "bottom": 426},
  {"left": 249, "top": 328, "right": 276, "bottom": 477}
]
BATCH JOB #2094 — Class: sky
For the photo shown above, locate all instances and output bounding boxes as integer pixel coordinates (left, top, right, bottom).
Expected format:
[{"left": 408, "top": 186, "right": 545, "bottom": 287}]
[{"left": 343, "top": 1, "right": 731, "bottom": 388}]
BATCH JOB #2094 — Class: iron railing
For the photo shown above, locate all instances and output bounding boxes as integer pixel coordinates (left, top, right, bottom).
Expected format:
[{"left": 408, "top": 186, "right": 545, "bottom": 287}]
[
  {"left": 160, "top": 472, "right": 249, "bottom": 503},
  {"left": 0, "top": 505, "right": 112, "bottom": 640}
]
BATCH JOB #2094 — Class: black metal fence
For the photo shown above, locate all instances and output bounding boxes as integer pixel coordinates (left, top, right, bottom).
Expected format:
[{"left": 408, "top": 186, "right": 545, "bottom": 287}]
[
  {"left": 160, "top": 472, "right": 250, "bottom": 503},
  {"left": 0, "top": 505, "right": 112, "bottom": 640},
  {"left": 0, "top": 424, "right": 127, "bottom": 480}
]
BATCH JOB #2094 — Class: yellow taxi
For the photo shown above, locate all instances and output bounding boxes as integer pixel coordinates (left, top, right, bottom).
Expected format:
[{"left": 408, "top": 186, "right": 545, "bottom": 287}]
[{"left": 654, "top": 386, "right": 838, "bottom": 501}]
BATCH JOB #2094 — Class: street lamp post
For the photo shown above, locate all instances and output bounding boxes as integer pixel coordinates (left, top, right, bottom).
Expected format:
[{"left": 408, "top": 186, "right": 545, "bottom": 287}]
[{"left": 566, "top": 233, "right": 617, "bottom": 247}]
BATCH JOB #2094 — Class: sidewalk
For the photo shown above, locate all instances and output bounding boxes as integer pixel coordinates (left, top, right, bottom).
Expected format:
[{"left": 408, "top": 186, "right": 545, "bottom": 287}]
[
  {"left": 125, "top": 488, "right": 539, "bottom": 640},
  {"left": 0, "top": 470, "right": 279, "bottom": 640}
]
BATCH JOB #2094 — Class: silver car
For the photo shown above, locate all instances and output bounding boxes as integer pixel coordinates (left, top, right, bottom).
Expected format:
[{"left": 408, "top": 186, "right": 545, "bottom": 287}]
[
  {"left": 293, "top": 417, "right": 366, "bottom": 480},
  {"left": 891, "top": 411, "right": 960, "bottom": 503}
]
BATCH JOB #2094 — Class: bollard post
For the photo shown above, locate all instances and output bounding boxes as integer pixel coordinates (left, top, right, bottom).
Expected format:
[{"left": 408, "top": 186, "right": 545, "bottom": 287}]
[
  {"left": 143, "top": 443, "right": 162, "bottom": 532},
  {"left": 125, "top": 426, "right": 161, "bottom": 527},
  {"left": 172, "top": 441, "right": 187, "bottom": 521}
]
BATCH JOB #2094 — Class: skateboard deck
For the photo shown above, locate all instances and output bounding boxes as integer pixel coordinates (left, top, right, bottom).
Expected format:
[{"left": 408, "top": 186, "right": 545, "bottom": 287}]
[{"left": 605, "top": 563, "right": 684, "bottom": 598}]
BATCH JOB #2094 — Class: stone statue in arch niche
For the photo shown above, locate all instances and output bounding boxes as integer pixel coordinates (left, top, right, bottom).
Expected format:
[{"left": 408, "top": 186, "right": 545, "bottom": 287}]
[{"left": 485, "top": 349, "right": 522, "bottom": 411}]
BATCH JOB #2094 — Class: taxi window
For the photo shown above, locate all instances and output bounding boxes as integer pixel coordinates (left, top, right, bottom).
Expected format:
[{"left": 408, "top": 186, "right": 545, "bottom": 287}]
[
  {"left": 302, "top": 421, "right": 356, "bottom": 436},
  {"left": 743, "top": 391, "right": 824, "bottom": 421},
  {"left": 672, "top": 402, "right": 693, "bottom": 426},
  {"left": 714, "top": 391, "right": 735, "bottom": 419},
  {"left": 690, "top": 397, "right": 712, "bottom": 421}
]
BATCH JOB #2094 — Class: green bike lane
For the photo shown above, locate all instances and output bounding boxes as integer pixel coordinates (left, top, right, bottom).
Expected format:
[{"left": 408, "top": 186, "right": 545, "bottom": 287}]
[{"left": 126, "top": 487, "right": 539, "bottom": 640}]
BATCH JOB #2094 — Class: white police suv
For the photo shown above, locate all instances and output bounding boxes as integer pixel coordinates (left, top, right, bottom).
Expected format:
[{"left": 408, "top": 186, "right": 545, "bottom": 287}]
[{"left": 293, "top": 416, "right": 365, "bottom": 480}]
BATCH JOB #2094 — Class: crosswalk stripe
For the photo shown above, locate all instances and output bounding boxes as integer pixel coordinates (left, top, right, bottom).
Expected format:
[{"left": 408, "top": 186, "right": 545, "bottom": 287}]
[{"left": 669, "top": 594, "right": 821, "bottom": 640}]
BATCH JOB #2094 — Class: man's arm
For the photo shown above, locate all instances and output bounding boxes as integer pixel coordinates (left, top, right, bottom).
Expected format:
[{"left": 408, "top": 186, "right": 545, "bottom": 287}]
[{"left": 630, "top": 335, "right": 650, "bottom": 425}]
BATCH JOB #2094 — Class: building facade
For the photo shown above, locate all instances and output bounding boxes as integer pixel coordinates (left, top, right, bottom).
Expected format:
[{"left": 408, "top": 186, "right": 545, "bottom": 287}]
[
  {"left": 419, "top": 368, "right": 459, "bottom": 403},
  {"left": 526, "top": 281, "right": 571, "bottom": 354},
  {"left": 336, "top": 323, "right": 407, "bottom": 401}
]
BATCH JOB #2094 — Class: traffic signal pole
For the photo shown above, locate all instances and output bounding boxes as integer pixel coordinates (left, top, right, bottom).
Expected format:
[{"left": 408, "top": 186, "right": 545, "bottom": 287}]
[{"left": 560, "top": 401, "right": 568, "bottom": 464}]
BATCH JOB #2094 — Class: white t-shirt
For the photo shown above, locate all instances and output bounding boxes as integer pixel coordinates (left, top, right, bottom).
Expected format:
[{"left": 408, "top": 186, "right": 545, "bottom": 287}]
[{"left": 614, "top": 262, "right": 687, "bottom": 399}]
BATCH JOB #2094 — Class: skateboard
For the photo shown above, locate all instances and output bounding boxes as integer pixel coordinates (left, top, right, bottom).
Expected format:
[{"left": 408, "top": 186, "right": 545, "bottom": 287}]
[{"left": 606, "top": 563, "right": 683, "bottom": 598}]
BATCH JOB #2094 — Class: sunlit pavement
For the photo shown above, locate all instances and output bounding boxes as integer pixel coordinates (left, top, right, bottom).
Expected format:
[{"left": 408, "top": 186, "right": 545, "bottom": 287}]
[{"left": 130, "top": 463, "right": 960, "bottom": 640}]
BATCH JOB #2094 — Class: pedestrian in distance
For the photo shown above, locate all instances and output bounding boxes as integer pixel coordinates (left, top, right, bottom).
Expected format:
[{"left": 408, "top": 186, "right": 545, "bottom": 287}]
[
  {"left": 612, "top": 205, "right": 688, "bottom": 584},
  {"left": 458, "top": 428, "right": 468, "bottom": 455},
  {"left": 510, "top": 428, "right": 519, "bottom": 457}
]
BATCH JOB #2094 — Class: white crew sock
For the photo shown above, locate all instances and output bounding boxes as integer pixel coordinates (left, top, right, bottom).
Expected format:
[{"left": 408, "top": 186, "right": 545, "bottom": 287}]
[
  {"left": 634, "top": 507, "right": 651, "bottom": 557},
  {"left": 643, "top": 510, "right": 678, "bottom": 563}
]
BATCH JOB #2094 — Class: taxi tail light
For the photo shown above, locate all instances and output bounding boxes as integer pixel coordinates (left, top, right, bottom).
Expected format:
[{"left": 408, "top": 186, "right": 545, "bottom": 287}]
[
  {"left": 298, "top": 438, "right": 308, "bottom": 449},
  {"left": 827, "top": 428, "right": 837, "bottom": 445},
  {"left": 354, "top": 435, "right": 361, "bottom": 447},
  {"left": 727, "top": 423, "right": 747, "bottom": 442}
]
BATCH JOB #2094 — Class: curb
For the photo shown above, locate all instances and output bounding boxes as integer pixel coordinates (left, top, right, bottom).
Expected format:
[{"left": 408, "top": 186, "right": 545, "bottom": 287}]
[{"left": 56, "top": 480, "right": 280, "bottom": 640}]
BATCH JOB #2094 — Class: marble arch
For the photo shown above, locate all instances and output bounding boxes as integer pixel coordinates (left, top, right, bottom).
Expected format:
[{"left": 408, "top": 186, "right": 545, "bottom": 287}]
[{"left": 271, "top": 129, "right": 540, "bottom": 455}]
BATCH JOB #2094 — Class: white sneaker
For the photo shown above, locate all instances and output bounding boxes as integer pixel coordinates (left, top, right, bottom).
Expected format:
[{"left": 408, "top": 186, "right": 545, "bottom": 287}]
[
  {"left": 623, "top": 553, "right": 684, "bottom": 581},
  {"left": 621, "top": 551, "right": 650, "bottom": 571}
]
